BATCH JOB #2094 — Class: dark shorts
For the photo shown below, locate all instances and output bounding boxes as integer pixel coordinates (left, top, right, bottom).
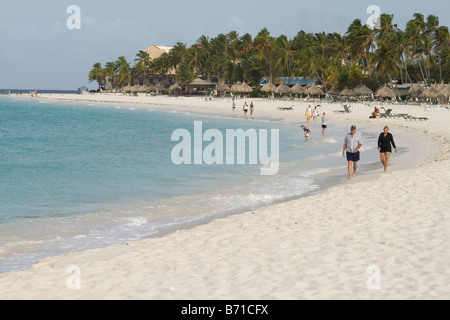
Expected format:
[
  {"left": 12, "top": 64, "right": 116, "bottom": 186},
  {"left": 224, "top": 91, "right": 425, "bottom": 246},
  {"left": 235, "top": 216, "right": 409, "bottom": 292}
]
[
  {"left": 322, "top": 125, "right": 327, "bottom": 129},
  {"left": 346, "top": 151, "right": 360, "bottom": 162},
  {"left": 380, "top": 147, "right": 392, "bottom": 154}
]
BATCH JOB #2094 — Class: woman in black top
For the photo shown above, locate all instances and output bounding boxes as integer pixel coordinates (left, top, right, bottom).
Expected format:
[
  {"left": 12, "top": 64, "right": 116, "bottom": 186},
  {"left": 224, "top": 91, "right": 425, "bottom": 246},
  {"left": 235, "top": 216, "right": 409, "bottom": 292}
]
[{"left": 378, "top": 126, "right": 398, "bottom": 172}]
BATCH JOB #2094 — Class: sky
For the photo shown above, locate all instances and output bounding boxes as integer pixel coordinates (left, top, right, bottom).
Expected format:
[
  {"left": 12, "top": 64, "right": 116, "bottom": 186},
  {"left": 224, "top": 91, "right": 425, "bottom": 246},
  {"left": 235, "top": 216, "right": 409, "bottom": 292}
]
[{"left": 0, "top": 0, "right": 449, "bottom": 90}]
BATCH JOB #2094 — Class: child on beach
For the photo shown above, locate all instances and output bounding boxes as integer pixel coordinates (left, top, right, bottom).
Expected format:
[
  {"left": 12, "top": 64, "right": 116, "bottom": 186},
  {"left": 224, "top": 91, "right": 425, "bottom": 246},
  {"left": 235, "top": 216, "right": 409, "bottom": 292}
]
[{"left": 301, "top": 125, "right": 311, "bottom": 141}]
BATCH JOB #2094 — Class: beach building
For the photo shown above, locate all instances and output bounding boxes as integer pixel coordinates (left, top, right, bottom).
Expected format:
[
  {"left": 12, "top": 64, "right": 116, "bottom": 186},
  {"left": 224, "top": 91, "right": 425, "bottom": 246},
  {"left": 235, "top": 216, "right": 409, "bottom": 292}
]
[
  {"left": 143, "top": 45, "right": 173, "bottom": 60},
  {"left": 131, "top": 45, "right": 176, "bottom": 90}
]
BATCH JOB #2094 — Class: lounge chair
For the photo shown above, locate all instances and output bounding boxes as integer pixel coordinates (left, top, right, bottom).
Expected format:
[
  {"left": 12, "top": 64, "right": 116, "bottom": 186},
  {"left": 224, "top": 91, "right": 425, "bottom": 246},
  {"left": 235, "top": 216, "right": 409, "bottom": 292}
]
[
  {"left": 277, "top": 105, "right": 294, "bottom": 111},
  {"left": 379, "top": 109, "right": 393, "bottom": 118},
  {"left": 403, "top": 115, "right": 429, "bottom": 121},
  {"left": 334, "top": 105, "right": 351, "bottom": 114}
]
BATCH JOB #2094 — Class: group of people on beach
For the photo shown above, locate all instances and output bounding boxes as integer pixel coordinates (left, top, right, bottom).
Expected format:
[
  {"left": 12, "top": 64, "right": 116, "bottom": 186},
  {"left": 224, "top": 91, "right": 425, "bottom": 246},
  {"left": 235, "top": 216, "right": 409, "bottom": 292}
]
[
  {"left": 301, "top": 113, "right": 397, "bottom": 179},
  {"left": 232, "top": 98, "right": 255, "bottom": 119},
  {"left": 342, "top": 124, "right": 397, "bottom": 179},
  {"left": 305, "top": 105, "right": 320, "bottom": 122}
]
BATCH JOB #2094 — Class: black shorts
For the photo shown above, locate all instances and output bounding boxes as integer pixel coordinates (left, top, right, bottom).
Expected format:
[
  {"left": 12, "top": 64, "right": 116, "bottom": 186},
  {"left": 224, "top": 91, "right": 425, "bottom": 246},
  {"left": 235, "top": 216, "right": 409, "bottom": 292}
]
[
  {"left": 379, "top": 147, "right": 392, "bottom": 154},
  {"left": 346, "top": 151, "right": 360, "bottom": 162},
  {"left": 322, "top": 125, "right": 327, "bottom": 129}
]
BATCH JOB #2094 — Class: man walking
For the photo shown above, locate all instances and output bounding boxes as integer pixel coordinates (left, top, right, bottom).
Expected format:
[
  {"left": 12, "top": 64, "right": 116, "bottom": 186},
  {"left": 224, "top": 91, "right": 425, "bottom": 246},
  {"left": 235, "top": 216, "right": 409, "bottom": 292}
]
[{"left": 342, "top": 125, "right": 363, "bottom": 180}]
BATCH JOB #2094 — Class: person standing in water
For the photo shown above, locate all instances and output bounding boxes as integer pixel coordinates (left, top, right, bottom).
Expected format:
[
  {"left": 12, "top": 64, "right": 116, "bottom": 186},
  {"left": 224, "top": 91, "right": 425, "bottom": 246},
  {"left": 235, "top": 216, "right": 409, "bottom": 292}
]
[
  {"left": 378, "top": 126, "right": 398, "bottom": 172},
  {"left": 301, "top": 125, "right": 311, "bottom": 141},
  {"left": 342, "top": 125, "right": 363, "bottom": 180},
  {"left": 321, "top": 112, "right": 328, "bottom": 135},
  {"left": 305, "top": 105, "right": 312, "bottom": 122}
]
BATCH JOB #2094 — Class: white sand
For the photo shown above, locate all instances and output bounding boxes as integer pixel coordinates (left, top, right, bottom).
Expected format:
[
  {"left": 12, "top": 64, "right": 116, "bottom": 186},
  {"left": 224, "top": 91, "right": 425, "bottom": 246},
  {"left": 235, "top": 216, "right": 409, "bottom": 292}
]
[{"left": 0, "top": 94, "right": 449, "bottom": 300}]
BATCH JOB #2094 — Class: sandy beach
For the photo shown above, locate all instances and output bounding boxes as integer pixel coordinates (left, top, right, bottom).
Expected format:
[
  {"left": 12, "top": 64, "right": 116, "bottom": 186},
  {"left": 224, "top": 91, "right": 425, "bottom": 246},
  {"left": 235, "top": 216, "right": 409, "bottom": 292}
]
[{"left": 0, "top": 93, "right": 449, "bottom": 300}]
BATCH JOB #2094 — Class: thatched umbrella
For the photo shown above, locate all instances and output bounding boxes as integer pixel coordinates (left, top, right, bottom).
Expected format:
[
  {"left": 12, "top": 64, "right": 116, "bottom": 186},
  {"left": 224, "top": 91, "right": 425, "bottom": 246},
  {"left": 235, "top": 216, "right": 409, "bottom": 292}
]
[
  {"left": 327, "top": 86, "right": 340, "bottom": 96},
  {"left": 130, "top": 85, "right": 141, "bottom": 93},
  {"left": 290, "top": 84, "right": 305, "bottom": 95},
  {"left": 216, "top": 83, "right": 230, "bottom": 92},
  {"left": 261, "top": 82, "right": 277, "bottom": 93},
  {"left": 339, "top": 88, "right": 354, "bottom": 97},
  {"left": 154, "top": 83, "right": 166, "bottom": 92},
  {"left": 230, "top": 83, "right": 242, "bottom": 93},
  {"left": 305, "top": 85, "right": 324, "bottom": 96},
  {"left": 376, "top": 85, "right": 398, "bottom": 99},
  {"left": 276, "top": 84, "right": 291, "bottom": 94},
  {"left": 353, "top": 85, "right": 373, "bottom": 96},
  {"left": 420, "top": 85, "right": 441, "bottom": 99},
  {"left": 441, "top": 85, "right": 450, "bottom": 98},
  {"left": 239, "top": 83, "right": 253, "bottom": 93},
  {"left": 169, "top": 83, "right": 182, "bottom": 92},
  {"left": 137, "top": 85, "right": 148, "bottom": 93},
  {"left": 409, "top": 83, "right": 424, "bottom": 98},
  {"left": 122, "top": 85, "right": 132, "bottom": 92}
]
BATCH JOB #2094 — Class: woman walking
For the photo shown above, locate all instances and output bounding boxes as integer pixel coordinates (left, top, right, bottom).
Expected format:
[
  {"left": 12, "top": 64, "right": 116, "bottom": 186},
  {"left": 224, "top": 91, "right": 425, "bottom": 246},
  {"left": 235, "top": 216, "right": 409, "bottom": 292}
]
[{"left": 378, "top": 126, "right": 398, "bottom": 172}]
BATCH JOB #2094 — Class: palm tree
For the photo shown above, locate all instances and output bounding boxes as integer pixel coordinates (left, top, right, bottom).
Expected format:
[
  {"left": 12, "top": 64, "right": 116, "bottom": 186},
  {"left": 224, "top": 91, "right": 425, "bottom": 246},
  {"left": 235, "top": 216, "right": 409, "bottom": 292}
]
[
  {"left": 274, "top": 35, "right": 295, "bottom": 80},
  {"left": 88, "top": 62, "right": 105, "bottom": 91},
  {"left": 134, "top": 50, "right": 152, "bottom": 80},
  {"left": 254, "top": 28, "right": 276, "bottom": 83},
  {"left": 115, "top": 56, "right": 131, "bottom": 87}
]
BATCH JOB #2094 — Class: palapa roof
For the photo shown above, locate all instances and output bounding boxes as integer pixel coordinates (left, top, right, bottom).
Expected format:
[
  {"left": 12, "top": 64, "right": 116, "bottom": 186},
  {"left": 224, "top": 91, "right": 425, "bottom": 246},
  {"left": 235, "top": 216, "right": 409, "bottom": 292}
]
[
  {"left": 216, "top": 83, "right": 230, "bottom": 92},
  {"left": 290, "top": 84, "right": 305, "bottom": 94},
  {"left": 353, "top": 85, "right": 373, "bottom": 96},
  {"left": 376, "top": 85, "right": 398, "bottom": 98},
  {"left": 261, "top": 82, "right": 277, "bottom": 93},
  {"left": 327, "top": 86, "right": 340, "bottom": 95},
  {"left": 305, "top": 85, "right": 324, "bottom": 96},
  {"left": 239, "top": 83, "right": 253, "bottom": 93},
  {"left": 276, "top": 84, "right": 291, "bottom": 94},
  {"left": 339, "top": 88, "right": 354, "bottom": 96},
  {"left": 188, "top": 78, "right": 215, "bottom": 86},
  {"left": 169, "top": 83, "right": 182, "bottom": 91}
]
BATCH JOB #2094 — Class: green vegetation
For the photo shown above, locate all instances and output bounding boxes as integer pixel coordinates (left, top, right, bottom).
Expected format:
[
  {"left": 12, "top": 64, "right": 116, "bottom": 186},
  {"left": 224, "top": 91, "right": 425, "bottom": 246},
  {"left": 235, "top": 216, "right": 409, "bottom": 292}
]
[{"left": 89, "top": 13, "right": 449, "bottom": 91}]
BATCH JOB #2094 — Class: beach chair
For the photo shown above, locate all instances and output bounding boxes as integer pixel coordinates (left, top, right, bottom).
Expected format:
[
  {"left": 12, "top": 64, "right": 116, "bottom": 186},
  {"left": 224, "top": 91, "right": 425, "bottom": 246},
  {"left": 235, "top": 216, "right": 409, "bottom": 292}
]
[
  {"left": 277, "top": 105, "right": 294, "bottom": 111},
  {"left": 334, "top": 105, "right": 351, "bottom": 114},
  {"left": 379, "top": 109, "right": 393, "bottom": 118},
  {"left": 404, "top": 115, "right": 429, "bottom": 121}
]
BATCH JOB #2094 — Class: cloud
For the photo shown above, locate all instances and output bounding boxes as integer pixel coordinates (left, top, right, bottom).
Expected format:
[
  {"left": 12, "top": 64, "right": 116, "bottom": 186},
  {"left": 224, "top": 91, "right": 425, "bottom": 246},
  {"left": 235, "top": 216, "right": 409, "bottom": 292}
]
[
  {"left": 81, "top": 17, "right": 153, "bottom": 43},
  {"left": 1, "top": 21, "right": 40, "bottom": 36},
  {"left": 225, "top": 16, "right": 248, "bottom": 34}
]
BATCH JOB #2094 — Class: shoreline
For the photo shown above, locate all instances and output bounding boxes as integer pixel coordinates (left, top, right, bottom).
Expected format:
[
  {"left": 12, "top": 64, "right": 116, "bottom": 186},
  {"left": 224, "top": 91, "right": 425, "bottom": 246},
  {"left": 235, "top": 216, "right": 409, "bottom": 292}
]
[{"left": 0, "top": 94, "right": 449, "bottom": 299}]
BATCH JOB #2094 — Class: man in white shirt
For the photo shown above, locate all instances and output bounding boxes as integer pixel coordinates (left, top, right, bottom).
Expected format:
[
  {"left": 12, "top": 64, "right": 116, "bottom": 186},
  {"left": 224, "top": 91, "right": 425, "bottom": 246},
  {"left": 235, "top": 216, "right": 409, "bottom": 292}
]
[{"left": 342, "top": 125, "right": 363, "bottom": 180}]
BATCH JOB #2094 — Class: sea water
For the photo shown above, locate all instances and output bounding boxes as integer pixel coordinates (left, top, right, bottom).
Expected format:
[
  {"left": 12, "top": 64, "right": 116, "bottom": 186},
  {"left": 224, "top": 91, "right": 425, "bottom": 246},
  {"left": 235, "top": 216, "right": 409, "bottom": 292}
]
[{"left": 0, "top": 97, "right": 380, "bottom": 273}]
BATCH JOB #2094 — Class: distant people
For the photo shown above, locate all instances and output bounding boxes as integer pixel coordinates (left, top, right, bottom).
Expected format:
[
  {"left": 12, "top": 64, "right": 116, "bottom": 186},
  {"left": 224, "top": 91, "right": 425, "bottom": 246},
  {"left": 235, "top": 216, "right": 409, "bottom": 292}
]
[
  {"left": 305, "top": 105, "right": 312, "bottom": 122},
  {"left": 342, "top": 125, "right": 363, "bottom": 180},
  {"left": 370, "top": 107, "right": 380, "bottom": 119},
  {"left": 250, "top": 102, "right": 255, "bottom": 118},
  {"left": 378, "top": 126, "right": 398, "bottom": 173},
  {"left": 243, "top": 102, "right": 249, "bottom": 119},
  {"left": 313, "top": 106, "right": 319, "bottom": 122},
  {"left": 232, "top": 101, "right": 236, "bottom": 112},
  {"left": 301, "top": 125, "right": 311, "bottom": 141},
  {"left": 321, "top": 112, "right": 328, "bottom": 135}
]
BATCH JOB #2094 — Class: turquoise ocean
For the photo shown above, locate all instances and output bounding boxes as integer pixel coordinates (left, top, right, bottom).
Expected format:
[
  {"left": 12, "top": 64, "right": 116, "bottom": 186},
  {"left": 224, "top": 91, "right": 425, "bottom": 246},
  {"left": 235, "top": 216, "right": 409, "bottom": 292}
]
[{"left": 0, "top": 97, "right": 380, "bottom": 273}]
